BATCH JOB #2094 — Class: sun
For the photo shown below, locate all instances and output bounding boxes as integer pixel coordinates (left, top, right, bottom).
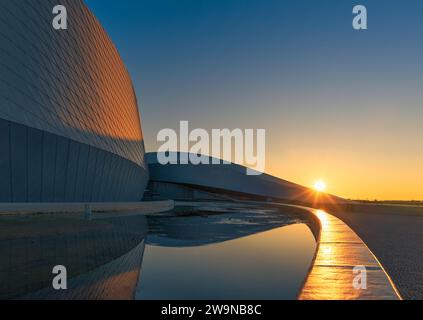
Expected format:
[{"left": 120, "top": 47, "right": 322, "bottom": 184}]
[{"left": 314, "top": 180, "right": 327, "bottom": 192}]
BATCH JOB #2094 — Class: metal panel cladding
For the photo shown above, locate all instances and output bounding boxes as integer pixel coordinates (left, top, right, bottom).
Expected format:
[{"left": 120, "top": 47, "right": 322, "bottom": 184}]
[
  {"left": 0, "top": 0, "right": 149, "bottom": 202},
  {"left": 0, "top": 0, "right": 145, "bottom": 166}
]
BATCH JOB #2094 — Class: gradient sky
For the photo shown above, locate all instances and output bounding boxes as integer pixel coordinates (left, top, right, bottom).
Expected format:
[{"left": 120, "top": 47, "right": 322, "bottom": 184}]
[{"left": 85, "top": 0, "right": 423, "bottom": 200}]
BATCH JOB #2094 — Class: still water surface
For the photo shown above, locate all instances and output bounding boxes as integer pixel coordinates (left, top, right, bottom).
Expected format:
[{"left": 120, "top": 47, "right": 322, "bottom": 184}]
[
  {"left": 136, "top": 204, "right": 317, "bottom": 300},
  {"left": 0, "top": 202, "right": 316, "bottom": 299}
]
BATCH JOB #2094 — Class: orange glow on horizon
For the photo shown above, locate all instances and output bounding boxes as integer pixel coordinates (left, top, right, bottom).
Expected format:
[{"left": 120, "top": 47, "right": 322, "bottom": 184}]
[{"left": 264, "top": 149, "right": 423, "bottom": 201}]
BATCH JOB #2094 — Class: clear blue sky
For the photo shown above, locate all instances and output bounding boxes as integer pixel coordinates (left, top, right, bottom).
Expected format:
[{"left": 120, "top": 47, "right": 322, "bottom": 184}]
[{"left": 85, "top": 0, "right": 423, "bottom": 200}]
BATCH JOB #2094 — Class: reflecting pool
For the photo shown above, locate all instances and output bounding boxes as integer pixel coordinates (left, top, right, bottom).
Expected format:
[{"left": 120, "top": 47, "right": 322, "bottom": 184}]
[
  {"left": 0, "top": 202, "right": 317, "bottom": 300},
  {"left": 136, "top": 203, "right": 317, "bottom": 300},
  {"left": 0, "top": 211, "right": 148, "bottom": 300}
]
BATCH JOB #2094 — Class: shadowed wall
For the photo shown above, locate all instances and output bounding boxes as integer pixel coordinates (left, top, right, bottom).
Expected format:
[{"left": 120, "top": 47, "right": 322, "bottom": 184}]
[{"left": 0, "top": 0, "right": 148, "bottom": 202}]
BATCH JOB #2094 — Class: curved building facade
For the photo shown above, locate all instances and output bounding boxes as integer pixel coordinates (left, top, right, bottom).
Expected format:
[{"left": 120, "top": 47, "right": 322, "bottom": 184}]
[
  {"left": 147, "top": 153, "right": 347, "bottom": 206},
  {"left": 0, "top": 0, "right": 148, "bottom": 202}
]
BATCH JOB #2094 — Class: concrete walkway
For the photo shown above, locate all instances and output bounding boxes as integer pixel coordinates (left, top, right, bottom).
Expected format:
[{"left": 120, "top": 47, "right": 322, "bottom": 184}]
[
  {"left": 332, "top": 208, "right": 423, "bottom": 299},
  {"left": 298, "top": 208, "right": 401, "bottom": 300},
  {"left": 0, "top": 200, "right": 174, "bottom": 216}
]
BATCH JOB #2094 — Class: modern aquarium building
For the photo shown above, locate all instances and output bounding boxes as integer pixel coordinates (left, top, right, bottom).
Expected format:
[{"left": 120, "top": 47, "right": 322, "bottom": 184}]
[{"left": 0, "top": 0, "right": 149, "bottom": 202}]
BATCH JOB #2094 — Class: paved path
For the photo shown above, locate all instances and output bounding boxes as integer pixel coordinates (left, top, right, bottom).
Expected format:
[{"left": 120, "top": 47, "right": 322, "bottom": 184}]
[
  {"left": 0, "top": 201, "right": 174, "bottom": 216},
  {"left": 332, "top": 209, "right": 423, "bottom": 300},
  {"left": 298, "top": 208, "right": 401, "bottom": 300}
]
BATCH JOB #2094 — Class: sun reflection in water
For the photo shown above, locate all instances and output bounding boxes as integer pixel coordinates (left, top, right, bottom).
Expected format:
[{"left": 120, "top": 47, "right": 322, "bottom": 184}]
[
  {"left": 315, "top": 210, "right": 330, "bottom": 229},
  {"left": 322, "top": 246, "right": 332, "bottom": 255}
]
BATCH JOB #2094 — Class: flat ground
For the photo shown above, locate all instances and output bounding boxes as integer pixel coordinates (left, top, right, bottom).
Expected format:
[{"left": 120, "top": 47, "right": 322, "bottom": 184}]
[{"left": 332, "top": 205, "right": 423, "bottom": 300}]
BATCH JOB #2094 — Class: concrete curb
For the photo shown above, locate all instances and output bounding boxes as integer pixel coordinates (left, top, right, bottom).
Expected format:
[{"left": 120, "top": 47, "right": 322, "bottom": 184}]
[{"left": 295, "top": 207, "right": 402, "bottom": 300}]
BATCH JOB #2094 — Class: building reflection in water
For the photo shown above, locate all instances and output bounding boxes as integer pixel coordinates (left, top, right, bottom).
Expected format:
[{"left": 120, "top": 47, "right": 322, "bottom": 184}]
[
  {"left": 1, "top": 203, "right": 320, "bottom": 300},
  {"left": 0, "top": 212, "right": 148, "bottom": 300},
  {"left": 137, "top": 203, "right": 317, "bottom": 300}
]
